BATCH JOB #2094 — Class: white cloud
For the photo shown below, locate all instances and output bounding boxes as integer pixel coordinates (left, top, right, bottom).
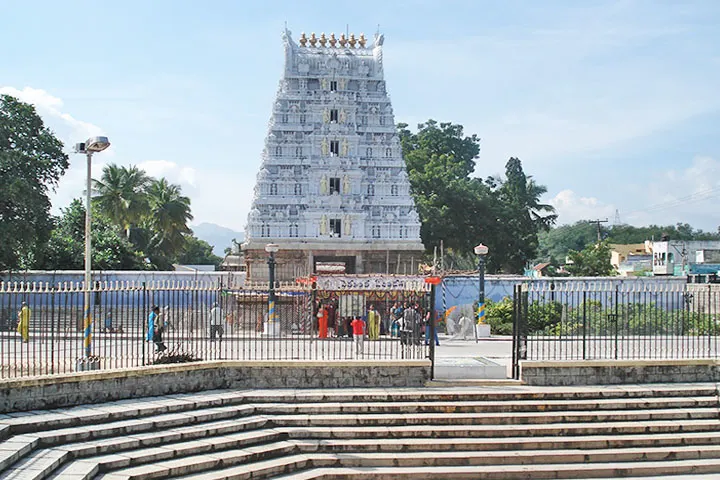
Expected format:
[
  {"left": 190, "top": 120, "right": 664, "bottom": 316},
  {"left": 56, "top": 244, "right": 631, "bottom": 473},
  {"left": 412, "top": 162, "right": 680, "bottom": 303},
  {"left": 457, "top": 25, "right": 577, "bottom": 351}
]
[
  {"left": 549, "top": 190, "right": 616, "bottom": 225},
  {"left": 137, "top": 160, "right": 197, "bottom": 188},
  {"left": 0, "top": 86, "right": 104, "bottom": 147}
]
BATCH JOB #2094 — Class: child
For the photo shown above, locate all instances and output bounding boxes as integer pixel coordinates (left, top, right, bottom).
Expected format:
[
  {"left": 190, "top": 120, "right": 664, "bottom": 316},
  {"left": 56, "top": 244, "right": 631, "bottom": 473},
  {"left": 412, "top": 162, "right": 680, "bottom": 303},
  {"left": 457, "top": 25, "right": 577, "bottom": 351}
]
[{"left": 351, "top": 316, "right": 365, "bottom": 357}]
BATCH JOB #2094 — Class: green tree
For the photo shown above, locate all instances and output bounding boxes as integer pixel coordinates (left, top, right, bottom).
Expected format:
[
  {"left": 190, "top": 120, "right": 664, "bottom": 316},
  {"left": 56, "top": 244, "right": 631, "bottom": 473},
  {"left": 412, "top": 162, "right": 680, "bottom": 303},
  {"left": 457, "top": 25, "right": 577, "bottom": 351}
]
[
  {"left": 92, "top": 164, "right": 150, "bottom": 239},
  {"left": 566, "top": 241, "right": 615, "bottom": 276},
  {"left": 494, "top": 157, "right": 557, "bottom": 273},
  {"left": 144, "top": 178, "right": 193, "bottom": 267},
  {"left": 39, "top": 199, "right": 147, "bottom": 270},
  {"left": 0, "top": 94, "right": 69, "bottom": 270},
  {"left": 536, "top": 221, "right": 598, "bottom": 264},
  {"left": 175, "top": 236, "right": 222, "bottom": 266},
  {"left": 399, "top": 120, "right": 498, "bottom": 255}
]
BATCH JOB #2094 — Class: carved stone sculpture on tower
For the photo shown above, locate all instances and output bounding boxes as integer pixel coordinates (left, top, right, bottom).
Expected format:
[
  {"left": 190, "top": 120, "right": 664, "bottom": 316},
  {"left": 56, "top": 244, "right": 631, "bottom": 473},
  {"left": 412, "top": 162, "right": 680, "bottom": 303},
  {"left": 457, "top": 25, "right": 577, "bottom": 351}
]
[
  {"left": 344, "top": 214, "right": 352, "bottom": 235},
  {"left": 320, "top": 215, "right": 328, "bottom": 235},
  {"left": 320, "top": 174, "right": 328, "bottom": 195},
  {"left": 342, "top": 174, "right": 350, "bottom": 194},
  {"left": 323, "top": 108, "right": 330, "bottom": 123},
  {"left": 341, "top": 138, "right": 349, "bottom": 156},
  {"left": 339, "top": 109, "right": 346, "bottom": 123},
  {"left": 321, "top": 138, "right": 329, "bottom": 156}
]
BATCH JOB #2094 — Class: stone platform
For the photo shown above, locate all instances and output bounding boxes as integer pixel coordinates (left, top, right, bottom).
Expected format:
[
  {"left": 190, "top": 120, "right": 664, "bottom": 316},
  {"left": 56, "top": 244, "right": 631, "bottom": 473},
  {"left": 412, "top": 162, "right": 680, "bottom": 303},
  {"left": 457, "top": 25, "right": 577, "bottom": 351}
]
[{"left": 434, "top": 357, "right": 506, "bottom": 380}]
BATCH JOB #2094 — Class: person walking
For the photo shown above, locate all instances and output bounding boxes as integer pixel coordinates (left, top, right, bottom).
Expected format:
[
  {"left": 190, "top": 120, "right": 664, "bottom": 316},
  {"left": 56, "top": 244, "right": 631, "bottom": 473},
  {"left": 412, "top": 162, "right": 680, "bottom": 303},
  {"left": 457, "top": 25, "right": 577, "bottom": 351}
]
[
  {"left": 351, "top": 315, "right": 365, "bottom": 357},
  {"left": 209, "top": 302, "right": 224, "bottom": 341},
  {"left": 367, "top": 305, "right": 380, "bottom": 340},
  {"left": 147, "top": 305, "right": 167, "bottom": 352},
  {"left": 16, "top": 302, "right": 30, "bottom": 343}
]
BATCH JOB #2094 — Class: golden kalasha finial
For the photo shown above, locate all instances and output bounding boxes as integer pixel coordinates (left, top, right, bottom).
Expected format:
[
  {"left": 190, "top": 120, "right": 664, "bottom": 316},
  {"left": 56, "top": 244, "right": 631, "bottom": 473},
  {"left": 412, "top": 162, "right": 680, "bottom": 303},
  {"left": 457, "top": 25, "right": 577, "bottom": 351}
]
[
  {"left": 299, "top": 32, "right": 307, "bottom": 47},
  {"left": 319, "top": 33, "right": 327, "bottom": 47},
  {"left": 309, "top": 32, "right": 317, "bottom": 47},
  {"left": 339, "top": 33, "right": 347, "bottom": 47},
  {"left": 349, "top": 34, "right": 357, "bottom": 47},
  {"left": 358, "top": 33, "right": 366, "bottom": 48},
  {"left": 329, "top": 33, "right": 337, "bottom": 47}
]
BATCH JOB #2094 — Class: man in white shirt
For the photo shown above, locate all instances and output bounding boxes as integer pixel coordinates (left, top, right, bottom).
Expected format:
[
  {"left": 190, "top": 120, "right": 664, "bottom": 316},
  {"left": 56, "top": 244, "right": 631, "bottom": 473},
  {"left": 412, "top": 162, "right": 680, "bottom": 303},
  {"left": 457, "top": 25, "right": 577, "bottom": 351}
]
[{"left": 209, "top": 302, "right": 224, "bottom": 341}]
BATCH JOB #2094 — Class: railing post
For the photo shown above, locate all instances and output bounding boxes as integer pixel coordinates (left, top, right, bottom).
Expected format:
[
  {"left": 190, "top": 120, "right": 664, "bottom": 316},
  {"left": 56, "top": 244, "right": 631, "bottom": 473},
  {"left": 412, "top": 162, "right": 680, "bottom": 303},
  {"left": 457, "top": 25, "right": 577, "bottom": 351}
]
[
  {"left": 51, "top": 286, "right": 56, "bottom": 375},
  {"left": 428, "top": 282, "right": 436, "bottom": 380},
  {"left": 142, "top": 282, "right": 146, "bottom": 365},
  {"left": 512, "top": 284, "right": 519, "bottom": 380},
  {"left": 614, "top": 285, "right": 619, "bottom": 360},
  {"left": 582, "top": 290, "right": 587, "bottom": 360}
]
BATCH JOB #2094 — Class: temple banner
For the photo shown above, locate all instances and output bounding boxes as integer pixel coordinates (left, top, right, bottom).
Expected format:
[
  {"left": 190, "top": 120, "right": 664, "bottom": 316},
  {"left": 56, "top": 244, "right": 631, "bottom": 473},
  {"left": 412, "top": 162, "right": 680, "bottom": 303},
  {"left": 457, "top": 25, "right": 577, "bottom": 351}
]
[{"left": 316, "top": 275, "right": 431, "bottom": 292}]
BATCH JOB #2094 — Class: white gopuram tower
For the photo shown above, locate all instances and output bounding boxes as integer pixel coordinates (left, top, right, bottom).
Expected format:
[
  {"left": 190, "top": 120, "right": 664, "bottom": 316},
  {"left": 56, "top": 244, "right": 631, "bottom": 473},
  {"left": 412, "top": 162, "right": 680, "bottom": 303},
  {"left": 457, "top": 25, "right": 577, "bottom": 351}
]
[{"left": 243, "top": 29, "right": 425, "bottom": 281}]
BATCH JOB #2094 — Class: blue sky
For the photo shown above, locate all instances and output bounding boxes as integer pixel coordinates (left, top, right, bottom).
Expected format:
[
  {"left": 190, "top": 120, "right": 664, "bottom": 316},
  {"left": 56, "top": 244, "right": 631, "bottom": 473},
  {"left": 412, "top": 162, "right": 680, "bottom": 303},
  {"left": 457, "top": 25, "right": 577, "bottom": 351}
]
[{"left": 2, "top": 0, "right": 719, "bottom": 232}]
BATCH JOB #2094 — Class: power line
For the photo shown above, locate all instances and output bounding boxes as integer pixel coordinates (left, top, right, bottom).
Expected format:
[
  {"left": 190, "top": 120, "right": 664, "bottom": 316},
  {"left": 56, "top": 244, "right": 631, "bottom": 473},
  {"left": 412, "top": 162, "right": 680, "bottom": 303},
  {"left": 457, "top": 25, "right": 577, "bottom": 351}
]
[{"left": 626, "top": 186, "right": 720, "bottom": 216}]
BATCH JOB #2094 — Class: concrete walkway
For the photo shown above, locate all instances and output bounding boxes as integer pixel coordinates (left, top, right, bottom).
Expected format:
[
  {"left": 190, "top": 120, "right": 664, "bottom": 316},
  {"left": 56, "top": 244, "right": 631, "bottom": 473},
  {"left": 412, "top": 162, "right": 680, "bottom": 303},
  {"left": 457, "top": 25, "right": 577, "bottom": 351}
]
[{"left": 433, "top": 334, "right": 512, "bottom": 380}]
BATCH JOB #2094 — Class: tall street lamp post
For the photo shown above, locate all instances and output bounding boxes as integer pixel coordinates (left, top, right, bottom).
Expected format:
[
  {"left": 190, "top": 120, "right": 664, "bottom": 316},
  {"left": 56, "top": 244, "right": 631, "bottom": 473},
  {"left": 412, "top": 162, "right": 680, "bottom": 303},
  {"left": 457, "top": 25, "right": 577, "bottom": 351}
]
[
  {"left": 265, "top": 243, "right": 279, "bottom": 336},
  {"left": 474, "top": 243, "right": 489, "bottom": 342},
  {"left": 75, "top": 136, "right": 111, "bottom": 359}
]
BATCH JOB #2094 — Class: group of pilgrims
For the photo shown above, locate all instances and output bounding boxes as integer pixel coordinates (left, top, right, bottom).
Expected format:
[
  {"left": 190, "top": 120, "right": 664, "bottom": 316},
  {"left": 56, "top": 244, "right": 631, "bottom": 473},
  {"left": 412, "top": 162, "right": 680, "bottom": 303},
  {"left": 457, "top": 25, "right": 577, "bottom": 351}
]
[{"left": 314, "top": 299, "right": 433, "bottom": 345}]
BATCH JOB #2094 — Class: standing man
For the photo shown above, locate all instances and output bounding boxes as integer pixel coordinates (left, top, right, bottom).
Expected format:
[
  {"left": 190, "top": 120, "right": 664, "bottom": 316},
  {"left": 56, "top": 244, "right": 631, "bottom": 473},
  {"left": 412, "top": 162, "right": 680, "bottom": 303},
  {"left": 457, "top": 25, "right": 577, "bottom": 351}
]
[
  {"left": 209, "top": 302, "right": 224, "bottom": 341},
  {"left": 367, "top": 304, "right": 381, "bottom": 340},
  {"left": 16, "top": 301, "right": 30, "bottom": 343},
  {"left": 403, "top": 303, "right": 421, "bottom": 345},
  {"left": 424, "top": 310, "right": 440, "bottom": 346},
  {"left": 351, "top": 315, "right": 365, "bottom": 357}
]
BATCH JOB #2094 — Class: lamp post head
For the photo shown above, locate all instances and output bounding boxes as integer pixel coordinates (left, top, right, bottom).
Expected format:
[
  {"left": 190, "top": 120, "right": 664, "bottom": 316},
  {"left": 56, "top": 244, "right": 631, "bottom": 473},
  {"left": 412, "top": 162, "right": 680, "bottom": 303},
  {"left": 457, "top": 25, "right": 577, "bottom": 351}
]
[
  {"left": 474, "top": 243, "right": 489, "bottom": 256},
  {"left": 85, "top": 136, "right": 111, "bottom": 153},
  {"left": 265, "top": 243, "right": 280, "bottom": 254}
]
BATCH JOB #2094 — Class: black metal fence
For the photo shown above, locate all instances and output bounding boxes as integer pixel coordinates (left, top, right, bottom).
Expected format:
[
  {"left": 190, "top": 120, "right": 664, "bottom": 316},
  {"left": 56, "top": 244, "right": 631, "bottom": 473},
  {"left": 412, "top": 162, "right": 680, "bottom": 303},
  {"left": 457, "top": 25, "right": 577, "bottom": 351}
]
[
  {"left": 512, "top": 281, "right": 720, "bottom": 377},
  {"left": 0, "top": 279, "right": 431, "bottom": 379}
]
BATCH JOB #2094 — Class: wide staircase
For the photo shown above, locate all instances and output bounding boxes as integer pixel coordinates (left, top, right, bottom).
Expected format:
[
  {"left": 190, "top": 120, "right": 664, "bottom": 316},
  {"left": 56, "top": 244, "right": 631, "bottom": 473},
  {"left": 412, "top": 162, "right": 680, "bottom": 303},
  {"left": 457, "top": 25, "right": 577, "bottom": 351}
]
[{"left": 1, "top": 384, "right": 720, "bottom": 479}]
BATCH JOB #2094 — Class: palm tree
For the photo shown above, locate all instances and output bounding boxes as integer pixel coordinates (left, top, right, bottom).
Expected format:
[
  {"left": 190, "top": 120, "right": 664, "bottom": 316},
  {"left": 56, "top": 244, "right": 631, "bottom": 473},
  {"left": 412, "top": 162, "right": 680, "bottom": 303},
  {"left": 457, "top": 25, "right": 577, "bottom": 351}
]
[
  {"left": 92, "top": 164, "right": 150, "bottom": 238},
  {"left": 145, "top": 178, "right": 193, "bottom": 257}
]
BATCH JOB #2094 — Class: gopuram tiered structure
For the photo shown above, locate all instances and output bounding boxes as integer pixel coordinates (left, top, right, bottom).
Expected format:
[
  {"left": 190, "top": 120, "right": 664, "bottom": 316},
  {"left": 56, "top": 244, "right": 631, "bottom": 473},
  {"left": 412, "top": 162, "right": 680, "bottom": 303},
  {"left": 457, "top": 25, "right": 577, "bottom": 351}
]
[{"left": 243, "top": 29, "right": 424, "bottom": 281}]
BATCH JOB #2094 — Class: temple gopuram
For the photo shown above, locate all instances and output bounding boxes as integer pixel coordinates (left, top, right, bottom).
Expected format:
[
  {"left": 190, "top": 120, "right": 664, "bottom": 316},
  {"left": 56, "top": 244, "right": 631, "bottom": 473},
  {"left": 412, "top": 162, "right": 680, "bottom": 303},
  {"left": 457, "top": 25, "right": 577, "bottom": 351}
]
[{"left": 243, "top": 29, "right": 425, "bottom": 281}]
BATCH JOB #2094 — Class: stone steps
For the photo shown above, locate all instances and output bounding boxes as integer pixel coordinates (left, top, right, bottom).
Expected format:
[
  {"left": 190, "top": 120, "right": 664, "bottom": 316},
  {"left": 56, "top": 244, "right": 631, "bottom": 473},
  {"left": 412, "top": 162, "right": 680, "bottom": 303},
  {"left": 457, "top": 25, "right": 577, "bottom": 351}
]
[
  {"left": 166, "top": 455, "right": 720, "bottom": 480},
  {"left": 0, "top": 384, "right": 718, "bottom": 479}
]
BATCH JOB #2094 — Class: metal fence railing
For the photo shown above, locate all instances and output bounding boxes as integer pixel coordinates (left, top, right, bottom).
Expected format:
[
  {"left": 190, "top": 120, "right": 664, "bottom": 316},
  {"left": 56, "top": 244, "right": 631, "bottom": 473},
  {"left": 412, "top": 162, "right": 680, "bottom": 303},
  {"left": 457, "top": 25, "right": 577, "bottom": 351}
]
[
  {"left": 0, "top": 280, "right": 431, "bottom": 379},
  {"left": 512, "top": 282, "right": 720, "bottom": 377}
]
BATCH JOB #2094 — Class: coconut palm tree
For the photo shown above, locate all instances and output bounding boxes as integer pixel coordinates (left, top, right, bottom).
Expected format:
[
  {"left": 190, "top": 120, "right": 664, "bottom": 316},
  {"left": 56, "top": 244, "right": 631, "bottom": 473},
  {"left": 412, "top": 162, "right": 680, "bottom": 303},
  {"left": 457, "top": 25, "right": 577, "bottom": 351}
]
[
  {"left": 92, "top": 164, "right": 150, "bottom": 239},
  {"left": 145, "top": 178, "right": 193, "bottom": 258}
]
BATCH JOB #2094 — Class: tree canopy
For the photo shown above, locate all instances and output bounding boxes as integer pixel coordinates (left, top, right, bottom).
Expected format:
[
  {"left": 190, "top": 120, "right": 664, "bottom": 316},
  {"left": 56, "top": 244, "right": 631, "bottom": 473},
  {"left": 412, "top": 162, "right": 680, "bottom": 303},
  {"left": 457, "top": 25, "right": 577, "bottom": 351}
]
[
  {"left": 38, "top": 199, "right": 147, "bottom": 270},
  {"left": 566, "top": 241, "right": 615, "bottom": 277},
  {"left": 91, "top": 164, "right": 200, "bottom": 270},
  {"left": 0, "top": 94, "right": 69, "bottom": 270},
  {"left": 400, "top": 120, "right": 556, "bottom": 274}
]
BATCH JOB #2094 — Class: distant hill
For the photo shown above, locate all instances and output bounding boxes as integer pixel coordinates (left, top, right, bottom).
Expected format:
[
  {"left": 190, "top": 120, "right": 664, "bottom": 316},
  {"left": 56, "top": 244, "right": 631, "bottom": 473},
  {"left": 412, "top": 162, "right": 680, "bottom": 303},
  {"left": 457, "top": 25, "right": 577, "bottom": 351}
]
[{"left": 191, "top": 223, "right": 244, "bottom": 256}]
